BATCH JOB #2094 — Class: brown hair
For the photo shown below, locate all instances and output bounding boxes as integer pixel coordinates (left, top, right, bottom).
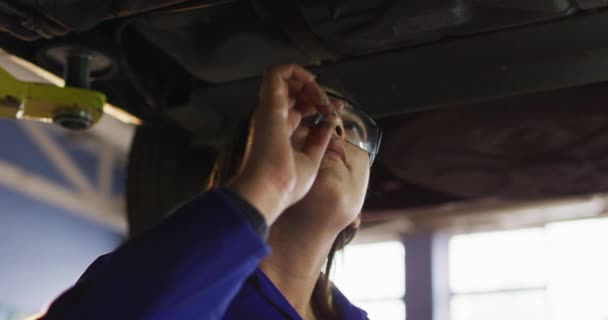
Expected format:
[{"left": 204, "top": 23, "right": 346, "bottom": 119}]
[{"left": 207, "top": 116, "right": 360, "bottom": 318}]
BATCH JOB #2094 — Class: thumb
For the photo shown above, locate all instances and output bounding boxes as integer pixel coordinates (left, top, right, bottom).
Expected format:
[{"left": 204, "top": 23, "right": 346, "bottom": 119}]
[{"left": 303, "top": 116, "right": 337, "bottom": 165}]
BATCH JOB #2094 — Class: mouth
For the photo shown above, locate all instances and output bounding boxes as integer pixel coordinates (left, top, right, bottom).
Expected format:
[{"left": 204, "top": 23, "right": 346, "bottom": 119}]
[
  {"left": 324, "top": 139, "right": 348, "bottom": 166},
  {"left": 325, "top": 150, "right": 344, "bottom": 162}
]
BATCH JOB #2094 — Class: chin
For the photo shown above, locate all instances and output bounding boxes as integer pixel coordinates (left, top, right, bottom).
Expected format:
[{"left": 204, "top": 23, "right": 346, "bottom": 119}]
[
  {"left": 314, "top": 165, "right": 348, "bottom": 197},
  {"left": 303, "top": 173, "right": 361, "bottom": 226}
]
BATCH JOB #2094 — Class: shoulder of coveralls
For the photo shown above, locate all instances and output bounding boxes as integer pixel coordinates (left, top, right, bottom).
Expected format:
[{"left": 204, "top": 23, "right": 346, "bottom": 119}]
[{"left": 219, "top": 188, "right": 269, "bottom": 241}]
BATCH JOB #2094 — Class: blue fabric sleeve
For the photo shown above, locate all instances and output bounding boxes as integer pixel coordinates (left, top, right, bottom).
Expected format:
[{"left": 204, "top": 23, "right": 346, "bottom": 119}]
[
  {"left": 39, "top": 189, "right": 271, "bottom": 320},
  {"left": 222, "top": 188, "right": 269, "bottom": 240}
]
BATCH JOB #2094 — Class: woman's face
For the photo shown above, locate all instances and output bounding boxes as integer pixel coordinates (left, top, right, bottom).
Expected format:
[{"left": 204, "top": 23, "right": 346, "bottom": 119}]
[{"left": 291, "top": 97, "right": 371, "bottom": 229}]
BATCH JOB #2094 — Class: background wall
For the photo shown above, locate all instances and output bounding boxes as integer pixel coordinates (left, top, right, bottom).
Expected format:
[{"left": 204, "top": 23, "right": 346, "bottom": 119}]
[
  {"left": 0, "top": 118, "right": 129, "bottom": 318},
  {"left": 0, "top": 186, "right": 122, "bottom": 313}
]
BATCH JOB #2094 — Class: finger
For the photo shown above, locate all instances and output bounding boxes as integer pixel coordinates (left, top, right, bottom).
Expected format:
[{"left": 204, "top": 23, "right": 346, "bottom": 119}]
[
  {"left": 329, "top": 96, "right": 347, "bottom": 111},
  {"left": 290, "top": 80, "right": 333, "bottom": 118},
  {"left": 303, "top": 115, "right": 337, "bottom": 165},
  {"left": 260, "top": 65, "right": 316, "bottom": 102},
  {"left": 258, "top": 65, "right": 317, "bottom": 118},
  {"left": 279, "top": 64, "right": 316, "bottom": 83},
  {"left": 297, "top": 82, "right": 327, "bottom": 106},
  {"left": 286, "top": 79, "right": 305, "bottom": 94},
  {"left": 297, "top": 82, "right": 333, "bottom": 115},
  {"left": 287, "top": 79, "right": 306, "bottom": 108},
  {"left": 287, "top": 109, "right": 302, "bottom": 133},
  {"left": 294, "top": 103, "right": 317, "bottom": 118}
]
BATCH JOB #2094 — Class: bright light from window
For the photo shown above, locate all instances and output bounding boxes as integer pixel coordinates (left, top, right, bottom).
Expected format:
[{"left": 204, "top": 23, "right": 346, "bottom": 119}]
[
  {"left": 333, "top": 241, "right": 405, "bottom": 320},
  {"left": 451, "top": 290, "right": 547, "bottom": 320},
  {"left": 449, "top": 217, "right": 608, "bottom": 320},
  {"left": 358, "top": 299, "right": 406, "bottom": 320},
  {"left": 450, "top": 228, "right": 547, "bottom": 293},
  {"left": 546, "top": 218, "right": 608, "bottom": 320}
]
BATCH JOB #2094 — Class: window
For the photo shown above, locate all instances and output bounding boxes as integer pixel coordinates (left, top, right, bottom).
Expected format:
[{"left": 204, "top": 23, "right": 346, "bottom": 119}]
[
  {"left": 0, "top": 304, "right": 36, "bottom": 320},
  {"left": 545, "top": 218, "right": 608, "bottom": 320},
  {"left": 449, "top": 217, "right": 608, "bottom": 320},
  {"left": 333, "top": 241, "right": 406, "bottom": 320}
]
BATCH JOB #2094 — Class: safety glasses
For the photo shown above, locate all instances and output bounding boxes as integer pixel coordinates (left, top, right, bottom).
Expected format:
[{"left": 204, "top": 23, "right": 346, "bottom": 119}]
[{"left": 300, "top": 91, "right": 382, "bottom": 165}]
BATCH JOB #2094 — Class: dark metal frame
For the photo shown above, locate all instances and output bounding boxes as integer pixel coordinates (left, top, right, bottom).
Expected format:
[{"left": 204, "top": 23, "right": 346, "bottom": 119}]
[{"left": 193, "top": 9, "right": 608, "bottom": 120}]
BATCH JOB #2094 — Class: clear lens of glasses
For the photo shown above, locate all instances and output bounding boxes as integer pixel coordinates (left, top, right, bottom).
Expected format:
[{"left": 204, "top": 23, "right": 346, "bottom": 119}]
[{"left": 300, "top": 94, "right": 382, "bottom": 165}]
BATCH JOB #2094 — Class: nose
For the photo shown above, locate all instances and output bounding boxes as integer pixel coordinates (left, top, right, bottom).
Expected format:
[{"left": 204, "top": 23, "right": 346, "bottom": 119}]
[
  {"left": 334, "top": 113, "right": 345, "bottom": 139},
  {"left": 329, "top": 97, "right": 346, "bottom": 139}
]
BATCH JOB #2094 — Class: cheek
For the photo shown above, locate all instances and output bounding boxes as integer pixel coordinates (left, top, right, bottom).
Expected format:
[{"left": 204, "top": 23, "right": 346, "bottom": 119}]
[{"left": 348, "top": 147, "right": 371, "bottom": 207}]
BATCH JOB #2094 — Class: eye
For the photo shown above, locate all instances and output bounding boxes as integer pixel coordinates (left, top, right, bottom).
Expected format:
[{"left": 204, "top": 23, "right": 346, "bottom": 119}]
[{"left": 343, "top": 120, "right": 367, "bottom": 141}]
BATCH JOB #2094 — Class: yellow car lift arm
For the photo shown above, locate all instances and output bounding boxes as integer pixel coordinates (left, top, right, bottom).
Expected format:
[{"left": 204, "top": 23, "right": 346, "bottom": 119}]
[{"left": 0, "top": 66, "right": 105, "bottom": 130}]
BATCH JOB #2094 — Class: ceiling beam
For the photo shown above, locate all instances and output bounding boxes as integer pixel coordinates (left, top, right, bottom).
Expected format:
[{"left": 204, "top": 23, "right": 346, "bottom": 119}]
[
  {"left": 19, "top": 122, "right": 95, "bottom": 196},
  {"left": 97, "top": 140, "right": 114, "bottom": 199},
  {"left": 0, "top": 159, "right": 127, "bottom": 234}
]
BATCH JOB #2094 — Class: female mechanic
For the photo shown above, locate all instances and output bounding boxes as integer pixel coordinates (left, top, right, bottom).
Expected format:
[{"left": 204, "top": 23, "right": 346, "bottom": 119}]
[{"left": 39, "top": 64, "right": 382, "bottom": 320}]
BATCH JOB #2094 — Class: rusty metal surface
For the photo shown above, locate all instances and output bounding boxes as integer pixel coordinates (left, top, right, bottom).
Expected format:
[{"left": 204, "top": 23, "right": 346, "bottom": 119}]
[{"left": 381, "top": 83, "right": 608, "bottom": 201}]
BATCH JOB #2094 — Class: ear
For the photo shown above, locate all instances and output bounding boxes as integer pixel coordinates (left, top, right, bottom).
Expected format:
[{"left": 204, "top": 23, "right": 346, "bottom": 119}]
[{"left": 351, "top": 216, "right": 361, "bottom": 229}]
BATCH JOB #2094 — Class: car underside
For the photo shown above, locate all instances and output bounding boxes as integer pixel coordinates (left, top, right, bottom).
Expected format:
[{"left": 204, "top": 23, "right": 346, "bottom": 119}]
[{"left": 2, "top": 0, "right": 608, "bottom": 234}]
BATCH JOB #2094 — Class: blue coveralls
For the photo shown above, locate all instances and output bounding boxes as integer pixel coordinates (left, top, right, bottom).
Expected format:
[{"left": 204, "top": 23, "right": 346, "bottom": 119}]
[{"left": 39, "top": 189, "right": 369, "bottom": 320}]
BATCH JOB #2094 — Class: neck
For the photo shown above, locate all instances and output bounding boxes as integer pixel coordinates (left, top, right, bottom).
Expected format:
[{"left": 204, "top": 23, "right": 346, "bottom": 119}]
[{"left": 259, "top": 204, "right": 341, "bottom": 320}]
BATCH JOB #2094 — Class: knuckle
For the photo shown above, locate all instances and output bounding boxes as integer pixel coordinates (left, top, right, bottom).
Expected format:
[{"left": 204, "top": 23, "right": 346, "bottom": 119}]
[
  {"left": 266, "top": 65, "right": 280, "bottom": 75},
  {"left": 266, "top": 64, "right": 293, "bottom": 75},
  {"left": 270, "top": 86, "right": 287, "bottom": 98}
]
